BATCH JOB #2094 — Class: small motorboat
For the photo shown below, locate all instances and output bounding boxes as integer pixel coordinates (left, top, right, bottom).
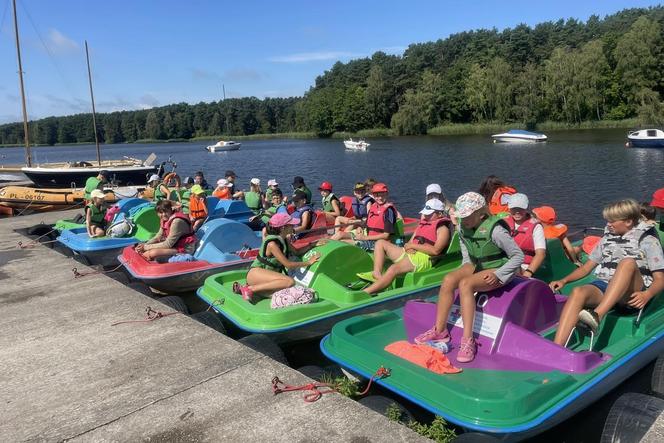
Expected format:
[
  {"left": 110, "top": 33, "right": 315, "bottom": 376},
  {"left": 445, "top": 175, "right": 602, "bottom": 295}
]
[
  {"left": 344, "top": 138, "right": 370, "bottom": 151},
  {"left": 205, "top": 140, "right": 241, "bottom": 152},
  {"left": 119, "top": 218, "right": 261, "bottom": 293},
  {"left": 626, "top": 129, "right": 664, "bottom": 148},
  {"left": 492, "top": 129, "right": 548, "bottom": 143}
]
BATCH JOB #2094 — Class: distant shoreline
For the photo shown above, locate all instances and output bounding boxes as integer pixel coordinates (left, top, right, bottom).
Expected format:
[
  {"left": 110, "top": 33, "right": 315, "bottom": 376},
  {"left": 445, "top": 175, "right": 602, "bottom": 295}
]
[{"left": 0, "top": 119, "right": 637, "bottom": 148}]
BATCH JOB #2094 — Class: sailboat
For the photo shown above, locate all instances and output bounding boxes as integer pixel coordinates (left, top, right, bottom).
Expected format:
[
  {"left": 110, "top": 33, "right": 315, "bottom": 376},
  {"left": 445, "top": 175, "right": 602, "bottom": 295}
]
[{"left": 8, "top": 0, "right": 156, "bottom": 188}]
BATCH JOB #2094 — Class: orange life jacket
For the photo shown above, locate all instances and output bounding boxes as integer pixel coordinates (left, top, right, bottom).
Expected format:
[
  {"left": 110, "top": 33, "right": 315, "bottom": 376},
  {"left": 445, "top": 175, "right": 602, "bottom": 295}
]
[
  {"left": 489, "top": 186, "right": 517, "bottom": 215},
  {"left": 189, "top": 195, "right": 208, "bottom": 220},
  {"left": 213, "top": 188, "right": 231, "bottom": 199},
  {"left": 542, "top": 223, "right": 568, "bottom": 240}
]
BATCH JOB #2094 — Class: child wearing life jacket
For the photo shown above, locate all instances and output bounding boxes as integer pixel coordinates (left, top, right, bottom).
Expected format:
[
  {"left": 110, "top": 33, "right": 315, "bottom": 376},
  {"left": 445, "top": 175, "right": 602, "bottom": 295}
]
[
  {"left": 291, "top": 191, "right": 315, "bottom": 234},
  {"left": 213, "top": 179, "right": 232, "bottom": 199},
  {"left": 244, "top": 178, "right": 265, "bottom": 216},
  {"left": 86, "top": 189, "right": 107, "bottom": 238},
  {"left": 334, "top": 182, "right": 374, "bottom": 235},
  {"left": 136, "top": 200, "right": 197, "bottom": 261},
  {"left": 319, "top": 181, "right": 342, "bottom": 223},
  {"left": 332, "top": 182, "right": 399, "bottom": 252},
  {"left": 188, "top": 185, "right": 208, "bottom": 231},
  {"left": 265, "top": 179, "right": 281, "bottom": 206},
  {"left": 426, "top": 183, "right": 454, "bottom": 219},
  {"left": 259, "top": 189, "right": 289, "bottom": 226},
  {"left": 233, "top": 213, "right": 322, "bottom": 302},
  {"left": 84, "top": 170, "right": 108, "bottom": 203},
  {"left": 415, "top": 192, "right": 524, "bottom": 363},
  {"left": 148, "top": 174, "right": 171, "bottom": 203},
  {"left": 178, "top": 177, "right": 194, "bottom": 215},
  {"left": 292, "top": 176, "right": 312, "bottom": 205},
  {"left": 478, "top": 175, "right": 517, "bottom": 215},
  {"left": 360, "top": 199, "right": 452, "bottom": 294},
  {"left": 532, "top": 205, "right": 580, "bottom": 265},
  {"left": 550, "top": 199, "right": 664, "bottom": 346},
  {"left": 504, "top": 193, "right": 547, "bottom": 278}
]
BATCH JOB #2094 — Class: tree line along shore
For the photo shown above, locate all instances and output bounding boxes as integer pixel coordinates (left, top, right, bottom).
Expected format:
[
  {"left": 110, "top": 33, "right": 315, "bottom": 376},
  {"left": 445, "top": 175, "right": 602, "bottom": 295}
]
[{"left": 0, "top": 6, "right": 662, "bottom": 146}]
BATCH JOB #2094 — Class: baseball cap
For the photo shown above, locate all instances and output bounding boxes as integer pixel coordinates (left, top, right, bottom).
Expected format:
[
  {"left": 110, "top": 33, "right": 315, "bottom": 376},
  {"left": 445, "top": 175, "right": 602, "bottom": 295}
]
[
  {"left": 148, "top": 174, "right": 160, "bottom": 183},
  {"left": 98, "top": 170, "right": 109, "bottom": 178},
  {"left": 90, "top": 189, "right": 105, "bottom": 199},
  {"left": 650, "top": 188, "right": 664, "bottom": 209},
  {"left": 455, "top": 192, "right": 486, "bottom": 218},
  {"left": 319, "top": 181, "right": 333, "bottom": 191},
  {"left": 183, "top": 176, "right": 194, "bottom": 185},
  {"left": 372, "top": 183, "right": 389, "bottom": 194},
  {"left": 191, "top": 184, "right": 205, "bottom": 195},
  {"left": 354, "top": 182, "right": 366, "bottom": 192},
  {"left": 426, "top": 183, "right": 442, "bottom": 195},
  {"left": 217, "top": 178, "right": 232, "bottom": 187},
  {"left": 508, "top": 193, "right": 529, "bottom": 210},
  {"left": 292, "top": 190, "right": 307, "bottom": 202},
  {"left": 250, "top": 178, "right": 261, "bottom": 186},
  {"left": 269, "top": 213, "right": 300, "bottom": 228},
  {"left": 420, "top": 198, "right": 445, "bottom": 215},
  {"left": 225, "top": 170, "right": 237, "bottom": 178},
  {"left": 267, "top": 179, "right": 278, "bottom": 187},
  {"left": 292, "top": 176, "right": 305, "bottom": 186},
  {"left": 532, "top": 206, "right": 556, "bottom": 224}
]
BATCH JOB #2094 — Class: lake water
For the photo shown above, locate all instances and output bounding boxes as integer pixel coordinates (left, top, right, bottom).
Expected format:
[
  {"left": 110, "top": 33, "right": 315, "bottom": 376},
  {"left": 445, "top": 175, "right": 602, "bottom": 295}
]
[{"left": 2, "top": 129, "right": 662, "bottom": 230}]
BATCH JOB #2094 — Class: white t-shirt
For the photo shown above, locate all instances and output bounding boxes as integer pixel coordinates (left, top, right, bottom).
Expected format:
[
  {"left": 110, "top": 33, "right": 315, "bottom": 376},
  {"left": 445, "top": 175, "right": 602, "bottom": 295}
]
[{"left": 514, "top": 222, "right": 546, "bottom": 270}]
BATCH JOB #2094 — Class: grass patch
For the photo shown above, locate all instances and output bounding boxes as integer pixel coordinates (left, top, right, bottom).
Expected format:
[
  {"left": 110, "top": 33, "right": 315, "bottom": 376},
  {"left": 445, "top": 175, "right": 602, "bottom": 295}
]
[
  {"left": 428, "top": 122, "right": 522, "bottom": 136},
  {"left": 190, "top": 132, "right": 317, "bottom": 141},
  {"left": 319, "top": 373, "right": 361, "bottom": 398},
  {"left": 536, "top": 118, "right": 638, "bottom": 131},
  {"left": 332, "top": 128, "right": 394, "bottom": 138}
]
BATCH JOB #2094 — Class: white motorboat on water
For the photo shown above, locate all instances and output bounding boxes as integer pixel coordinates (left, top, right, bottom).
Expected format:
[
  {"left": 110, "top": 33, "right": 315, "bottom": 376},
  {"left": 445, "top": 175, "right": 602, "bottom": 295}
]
[
  {"left": 626, "top": 129, "right": 664, "bottom": 148},
  {"left": 344, "top": 138, "right": 370, "bottom": 150},
  {"left": 205, "top": 140, "right": 241, "bottom": 152},
  {"left": 492, "top": 129, "right": 548, "bottom": 143}
]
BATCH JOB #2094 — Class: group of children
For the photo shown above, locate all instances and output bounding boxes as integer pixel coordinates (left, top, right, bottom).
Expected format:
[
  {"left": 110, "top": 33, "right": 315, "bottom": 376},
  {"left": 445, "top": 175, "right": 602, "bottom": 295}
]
[{"left": 84, "top": 168, "right": 664, "bottom": 364}]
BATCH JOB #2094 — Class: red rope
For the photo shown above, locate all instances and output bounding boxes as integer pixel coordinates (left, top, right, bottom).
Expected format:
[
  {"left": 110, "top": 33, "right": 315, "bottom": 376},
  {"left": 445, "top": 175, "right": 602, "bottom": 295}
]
[
  {"left": 357, "top": 366, "right": 391, "bottom": 396},
  {"left": 111, "top": 306, "right": 180, "bottom": 326},
  {"left": 72, "top": 263, "right": 123, "bottom": 278}
]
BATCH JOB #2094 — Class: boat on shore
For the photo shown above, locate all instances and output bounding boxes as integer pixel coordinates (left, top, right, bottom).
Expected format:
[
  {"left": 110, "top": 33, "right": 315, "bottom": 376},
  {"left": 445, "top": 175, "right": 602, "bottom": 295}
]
[
  {"left": 492, "top": 129, "right": 548, "bottom": 143},
  {"left": 626, "top": 129, "right": 664, "bottom": 148},
  {"left": 205, "top": 140, "right": 241, "bottom": 152},
  {"left": 344, "top": 139, "right": 370, "bottom": 151}
]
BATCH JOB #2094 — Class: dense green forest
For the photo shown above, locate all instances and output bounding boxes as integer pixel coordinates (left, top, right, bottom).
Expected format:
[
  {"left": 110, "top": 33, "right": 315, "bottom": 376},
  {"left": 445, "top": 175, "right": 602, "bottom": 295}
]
[{"left": 1, "top": 6, "right": 664, "bottom": 145}]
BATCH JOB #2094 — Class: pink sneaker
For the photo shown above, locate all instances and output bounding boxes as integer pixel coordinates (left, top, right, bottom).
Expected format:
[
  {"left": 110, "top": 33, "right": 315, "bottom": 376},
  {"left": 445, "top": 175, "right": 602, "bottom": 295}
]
[
  {"left": 240, "top": 285, "right": 254, "bottom": 302},
  {"left": 414, "top": 326, "right": 450, "bottom": 345},
  {"left": 456, "top": 337, "right": 477, "bottom": 363}
]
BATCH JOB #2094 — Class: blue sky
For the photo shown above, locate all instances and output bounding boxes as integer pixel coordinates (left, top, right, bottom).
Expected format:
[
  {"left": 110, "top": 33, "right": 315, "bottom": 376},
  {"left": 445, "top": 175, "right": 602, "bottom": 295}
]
[{"left": 0, "top": 0, "right": 660, "bottom": 123}]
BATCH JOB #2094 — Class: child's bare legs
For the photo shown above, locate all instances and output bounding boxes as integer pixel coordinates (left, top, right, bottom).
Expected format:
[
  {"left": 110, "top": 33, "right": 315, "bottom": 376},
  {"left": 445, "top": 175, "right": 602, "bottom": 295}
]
[
  {"left": 457, "top": 270, "right": 504, "bottom": 339},
  {"left": 333, "top": 216, "right": 357, "bottom": 234},
  {"left": 89, "top": 225, "right": 105, "bottom": 237},
  {"left": 363, "top": 251, "right": 414, "bottom": 294},
  {"left": 331, "top": 226, "right": 361, "bottom": 241},
  {"left": 371, "top": 240, "right": 404, "bottom": 279},
  {"left": 246, "top": 267, "right": 295, "bottom": 294},
  {"left": 142, "top": 248, "right": 179, "bottom": 261},
  {"left": 553, "top": 285, "right": 603, "bottom": 345},
  {"left": 434, "top": 264, "right": 475, "bottom": 332},
  {"left": 594, "top": 258, "right": 643, "bottom": 318}
]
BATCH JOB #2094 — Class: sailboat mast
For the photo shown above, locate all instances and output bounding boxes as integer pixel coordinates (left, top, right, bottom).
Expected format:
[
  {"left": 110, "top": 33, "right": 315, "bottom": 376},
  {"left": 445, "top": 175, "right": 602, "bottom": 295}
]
[
  {"left": 85, "top": 41, "right": 101, "bottom": 166},
  {"left": 12, "top": 0, "right": 31, "bottom": 167}
]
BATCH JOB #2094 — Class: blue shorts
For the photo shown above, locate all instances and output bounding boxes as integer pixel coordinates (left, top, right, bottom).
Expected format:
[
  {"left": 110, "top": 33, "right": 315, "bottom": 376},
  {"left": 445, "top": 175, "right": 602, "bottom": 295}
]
[{"left": 588, "top": 280, "right": 609, "bottom": 293}]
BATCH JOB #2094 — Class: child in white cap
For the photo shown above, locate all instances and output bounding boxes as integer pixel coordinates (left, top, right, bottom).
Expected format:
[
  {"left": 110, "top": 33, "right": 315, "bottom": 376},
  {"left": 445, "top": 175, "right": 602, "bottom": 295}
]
[
  {"left": 359, "top": 198, "right": 452, "bottom": 295},
  {"left": 244, "top": 178, "right": 265, "bottom": 216},
  {"left": 504, "top": 193, "right": 547, "bottom": 278},
  {"left": 86, "top": 189, "right": 107, "bottom": 237},
  {"left": 415, "top": 191, "right": 524, "bottom": 363}
]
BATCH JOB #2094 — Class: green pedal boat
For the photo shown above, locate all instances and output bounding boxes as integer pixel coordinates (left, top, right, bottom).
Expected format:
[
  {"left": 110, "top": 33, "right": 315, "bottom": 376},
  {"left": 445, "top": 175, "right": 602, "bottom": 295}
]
[{"left": 196, "top": 237, "right": 463, "bottom": 336}]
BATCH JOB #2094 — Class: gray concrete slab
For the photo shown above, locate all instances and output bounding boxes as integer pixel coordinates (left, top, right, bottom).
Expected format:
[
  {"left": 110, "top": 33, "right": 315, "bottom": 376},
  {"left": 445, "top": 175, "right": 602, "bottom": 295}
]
[{"left": 0, "top": 210, "right": 429, "bottom": 442}]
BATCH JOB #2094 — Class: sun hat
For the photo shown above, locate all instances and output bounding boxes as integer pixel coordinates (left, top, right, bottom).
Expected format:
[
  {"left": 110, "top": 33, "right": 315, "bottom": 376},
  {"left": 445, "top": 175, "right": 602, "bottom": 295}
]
[
  {"left": 217, "top": 178, "right": 232, "bottom": 187},
  {"left": 508, "top": 193, "right": 529, "bottom": 210},
  {"left": 269, "top": 213, "right": 300, "bottom": 228},
  {"left": 148, "top": 174, "right": 160, "bottom": 183},
  {"left": 319, "top": 181, "right": 333, "bottom": 191},
  {"left": 455, "top": 192, "right": 486, "bottom": 218},
  {"left": 250, "top": 178, "right": 261, "bottom": 185},
  {"left": 191, "top": 184, "right": 205, "bottom": 195},
  {"left": 225, "top": 170, "right": 237, "bottom": 178},
  {"left": 650, "top": 188, "right": 664, "bottom": 209},
  {"left": 268, "top": 179, "right": 278, "bottom": 187},
  {"left": 90, "top": 189, "right": 105, "bottom": 199},
  {"left": 426, "top": 183, "right": 442, "bottom": 196},
  {"left": 372, "top": 182, "right": 389, "bottom": 194},
  {"left": 420, "top": 198, "right": 445, "bottom": 215},
  {"left": 533, "top": 206, "right": 556, "bottom": 224}
]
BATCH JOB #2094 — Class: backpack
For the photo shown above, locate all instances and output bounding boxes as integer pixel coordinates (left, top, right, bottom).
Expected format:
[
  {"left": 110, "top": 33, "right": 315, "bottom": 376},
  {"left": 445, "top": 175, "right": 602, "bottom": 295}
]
[
  {"left": 270, "top": 286, "right": 317, "bottom": 309},
  {"left": 106, "top": 218, "right": 135, "bottom": 238}
]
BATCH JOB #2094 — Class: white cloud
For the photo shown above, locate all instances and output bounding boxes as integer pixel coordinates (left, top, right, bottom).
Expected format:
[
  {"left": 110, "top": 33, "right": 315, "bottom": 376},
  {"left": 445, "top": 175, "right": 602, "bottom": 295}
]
[
  {"left": 46, "top": 29, "right": 79, "bottom": 55},
  {"left": 268, "top": 51, "right": 359, "bottom": 63}
]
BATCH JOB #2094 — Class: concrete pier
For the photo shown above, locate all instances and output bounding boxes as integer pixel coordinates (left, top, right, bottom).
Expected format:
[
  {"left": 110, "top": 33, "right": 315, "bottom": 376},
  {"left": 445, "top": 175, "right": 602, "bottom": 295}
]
[{"left": 0, "top": 210, "right": 427, "bottom": 442}]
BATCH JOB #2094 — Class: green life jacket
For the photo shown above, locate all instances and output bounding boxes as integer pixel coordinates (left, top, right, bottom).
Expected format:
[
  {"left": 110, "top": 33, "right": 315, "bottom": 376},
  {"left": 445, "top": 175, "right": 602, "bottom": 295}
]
[
  {"left": 87, "top": 203, "right": 106, "bottom": 225},
  {"left": 261, "top": 203, "right": 286, "bottom": 225},
  {"left": 322, "top": 193, "right": 339, "bottom": 212},
  {"left": 181, "top": 189, "right": 192, "bottom": 214},
  {"left": 460, "top": 215, "right": 509, "bottom": 271},
  {"left": 244, "top": 191, "right": 263, "bottom": 214},
  {"left": 84, "top": 176, "right": 102, "bottom": 200},
  {"left": 153, "top": 184, "right": 166, "bottom": 202},
  {"left": 251, "top": 235, "right": 288, "bottom": 273},
  {"left": 295, "top": 186, "right": 312, "bottom": 205}
]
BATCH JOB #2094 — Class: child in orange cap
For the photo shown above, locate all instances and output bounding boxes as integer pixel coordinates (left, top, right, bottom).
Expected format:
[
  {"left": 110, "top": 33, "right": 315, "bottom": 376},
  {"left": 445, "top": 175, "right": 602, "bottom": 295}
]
[{"left": 532, "top": 206, "right": 580, "bottom": 266}]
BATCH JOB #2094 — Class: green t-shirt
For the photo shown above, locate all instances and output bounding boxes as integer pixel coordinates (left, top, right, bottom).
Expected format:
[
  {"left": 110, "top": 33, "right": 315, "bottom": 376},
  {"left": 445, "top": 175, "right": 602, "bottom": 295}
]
[{"left": 84, "top": 177, "right": 102, "bottom": 200}]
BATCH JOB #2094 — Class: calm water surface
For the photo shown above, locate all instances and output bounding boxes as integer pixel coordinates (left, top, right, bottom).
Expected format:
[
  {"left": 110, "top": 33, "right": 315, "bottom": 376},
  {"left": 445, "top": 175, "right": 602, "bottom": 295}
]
[{"left": 2, "top": 129, "right": 662, "bottom": 230}]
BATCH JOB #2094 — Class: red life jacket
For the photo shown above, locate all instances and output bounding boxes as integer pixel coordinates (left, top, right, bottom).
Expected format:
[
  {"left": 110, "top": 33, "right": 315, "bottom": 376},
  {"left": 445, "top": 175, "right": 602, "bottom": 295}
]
[
  {"left": 161, "top": 212, "right": 197, "bottom": 252},
  {"left": 412, "top": 217, "right": 451, "bottom": 245},
  {"left": 505, "top": 215, "right": 540, "bottom": 264},
  {"left": 489, "top": 186, "right": 517, "bottom": 215},
  {"left": 366, "top": 202, "right": 395, "bottom": 234}
]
